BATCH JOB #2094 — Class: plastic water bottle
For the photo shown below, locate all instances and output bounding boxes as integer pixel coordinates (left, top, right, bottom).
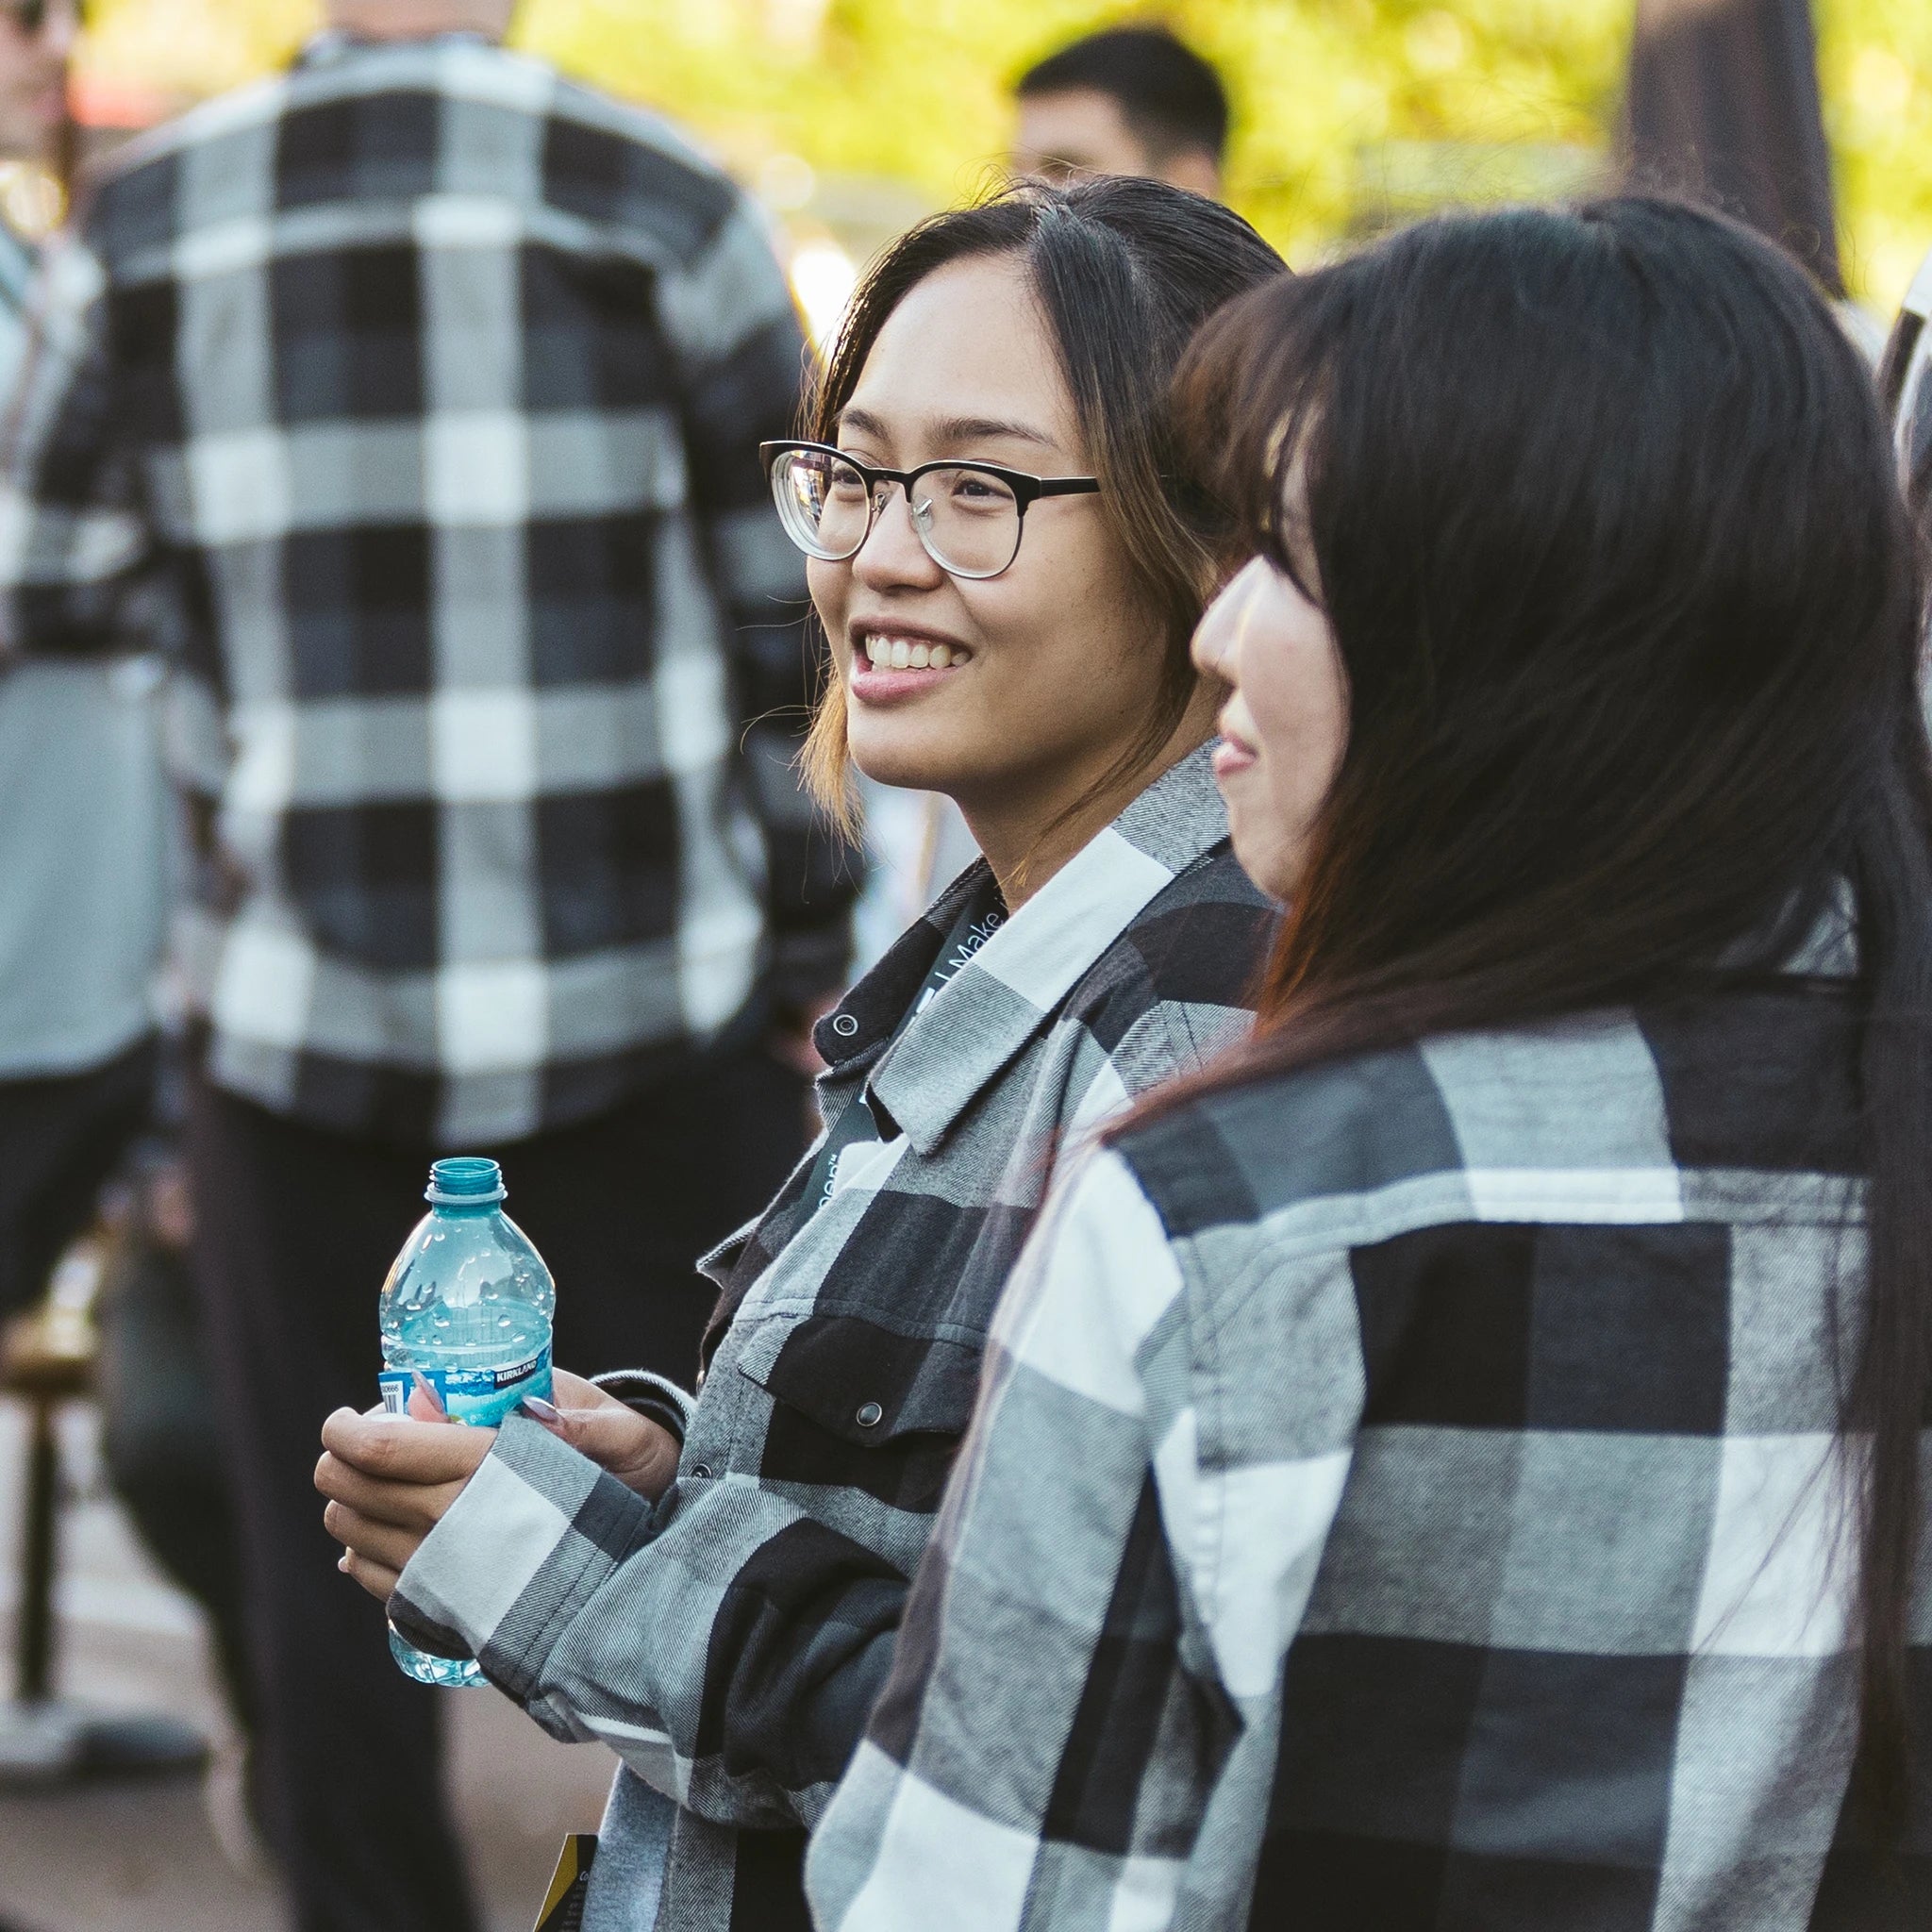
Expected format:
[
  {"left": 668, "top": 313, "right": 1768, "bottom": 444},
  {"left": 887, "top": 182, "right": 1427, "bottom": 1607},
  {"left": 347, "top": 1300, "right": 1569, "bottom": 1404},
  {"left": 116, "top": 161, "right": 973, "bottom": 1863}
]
[{"left": 377, "top": 1156, "right": 556, "bottom": 1689}]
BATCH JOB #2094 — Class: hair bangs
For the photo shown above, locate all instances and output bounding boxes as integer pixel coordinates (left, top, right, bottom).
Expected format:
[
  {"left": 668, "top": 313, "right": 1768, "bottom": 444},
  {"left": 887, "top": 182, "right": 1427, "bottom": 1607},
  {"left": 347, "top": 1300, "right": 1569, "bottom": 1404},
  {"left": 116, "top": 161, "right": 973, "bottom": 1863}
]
[{"left": 1174, "top": 272, "right": 1334, "bottom": 605}]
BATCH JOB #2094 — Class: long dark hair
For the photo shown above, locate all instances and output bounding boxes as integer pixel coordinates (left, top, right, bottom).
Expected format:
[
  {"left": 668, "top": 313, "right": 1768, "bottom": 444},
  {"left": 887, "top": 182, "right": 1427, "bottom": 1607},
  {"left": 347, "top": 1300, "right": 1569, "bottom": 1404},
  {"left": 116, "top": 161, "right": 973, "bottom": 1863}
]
[
  {"left": 800, "top": 175, "right": 1283, "bottom": 821},
  {"left": 1165, "top": 197, "right": 1932, "bottom": 1830}
]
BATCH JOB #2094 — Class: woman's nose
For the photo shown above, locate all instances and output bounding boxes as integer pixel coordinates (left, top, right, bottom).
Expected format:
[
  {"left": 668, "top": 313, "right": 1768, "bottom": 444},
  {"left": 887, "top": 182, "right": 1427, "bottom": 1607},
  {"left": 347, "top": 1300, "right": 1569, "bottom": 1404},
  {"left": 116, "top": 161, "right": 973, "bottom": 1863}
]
[
  {"left": 851, "top": 483, "right": 945, "bottom": 591},
  {"left": 1192, "top": 565, "right": 1256, "bottom": 681}
]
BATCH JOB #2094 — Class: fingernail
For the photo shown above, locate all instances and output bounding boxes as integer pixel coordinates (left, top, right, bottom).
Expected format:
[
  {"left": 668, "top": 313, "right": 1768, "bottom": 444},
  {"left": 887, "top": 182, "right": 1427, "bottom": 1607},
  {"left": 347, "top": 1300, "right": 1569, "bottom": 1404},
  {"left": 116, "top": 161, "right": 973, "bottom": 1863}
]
[
  {"left": 412, "top": 1372, "right": 447, "bottom": 1415},
  {"left": 520, "top": 1394, "right": 561, "bottom": 1425}
]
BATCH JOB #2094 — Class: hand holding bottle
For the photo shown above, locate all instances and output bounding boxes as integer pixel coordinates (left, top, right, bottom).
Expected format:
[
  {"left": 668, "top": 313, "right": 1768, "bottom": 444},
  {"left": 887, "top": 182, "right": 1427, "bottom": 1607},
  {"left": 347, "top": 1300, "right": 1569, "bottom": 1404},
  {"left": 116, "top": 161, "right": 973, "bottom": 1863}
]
[{"left": 318, "top": 1369, "right": 681, "bottom": 1602}]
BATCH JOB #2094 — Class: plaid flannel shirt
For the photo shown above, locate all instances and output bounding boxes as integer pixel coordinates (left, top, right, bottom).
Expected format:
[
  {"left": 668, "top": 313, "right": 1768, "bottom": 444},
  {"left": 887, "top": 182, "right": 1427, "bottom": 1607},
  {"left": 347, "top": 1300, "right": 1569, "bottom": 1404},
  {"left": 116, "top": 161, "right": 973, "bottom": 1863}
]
[
  {"left": 388, "top": 746, "right": 1278, "bottom": 1930},
  {"left": 0, "top": 33, "right": 849, "bottom": 1142},
  {"left": 808, "top": 900, "right": 1932, "bottom": 1932}
]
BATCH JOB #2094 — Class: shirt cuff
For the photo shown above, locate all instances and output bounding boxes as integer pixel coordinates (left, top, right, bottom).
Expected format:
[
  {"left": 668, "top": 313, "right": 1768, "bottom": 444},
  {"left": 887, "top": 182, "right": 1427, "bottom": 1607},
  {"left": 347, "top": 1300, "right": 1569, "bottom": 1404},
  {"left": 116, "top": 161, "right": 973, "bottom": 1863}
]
[
  {"left": 389, "top": 1412, "right": 652, "bottom": 1701},
  {"left": 591, "top": 1369, "right": 696, "bottom": 1445}
]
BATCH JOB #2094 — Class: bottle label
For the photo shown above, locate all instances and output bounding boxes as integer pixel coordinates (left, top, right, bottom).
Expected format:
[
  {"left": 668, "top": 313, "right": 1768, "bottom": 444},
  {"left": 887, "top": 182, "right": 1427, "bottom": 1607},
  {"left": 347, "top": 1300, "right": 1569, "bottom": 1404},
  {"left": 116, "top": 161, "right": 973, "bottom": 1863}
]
[{"left": 378, "top": 1345, "right": 554, "bottom": 1429}]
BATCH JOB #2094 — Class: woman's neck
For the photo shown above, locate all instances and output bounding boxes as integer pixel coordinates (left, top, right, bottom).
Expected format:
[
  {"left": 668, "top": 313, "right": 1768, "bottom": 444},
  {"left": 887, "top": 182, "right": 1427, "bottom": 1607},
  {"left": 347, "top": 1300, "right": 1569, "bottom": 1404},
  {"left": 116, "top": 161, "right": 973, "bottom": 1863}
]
[
  {"left": 959, "top": 700, "right": 1218, "bottom": 910},
  {"left": 325, "top": 2, "right": 504, "bottom": 40}
]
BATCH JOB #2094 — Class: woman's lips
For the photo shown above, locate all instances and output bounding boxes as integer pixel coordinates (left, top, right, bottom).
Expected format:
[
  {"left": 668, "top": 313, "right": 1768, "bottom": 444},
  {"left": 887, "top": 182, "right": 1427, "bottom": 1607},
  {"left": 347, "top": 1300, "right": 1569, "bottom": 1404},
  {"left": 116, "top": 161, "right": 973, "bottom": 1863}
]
[
  {"left": 1211, "top": 732, "right": 1258, "bottom": 780},
  {"left": 849, "top": 660, "right": 961, "bottom": 704}
]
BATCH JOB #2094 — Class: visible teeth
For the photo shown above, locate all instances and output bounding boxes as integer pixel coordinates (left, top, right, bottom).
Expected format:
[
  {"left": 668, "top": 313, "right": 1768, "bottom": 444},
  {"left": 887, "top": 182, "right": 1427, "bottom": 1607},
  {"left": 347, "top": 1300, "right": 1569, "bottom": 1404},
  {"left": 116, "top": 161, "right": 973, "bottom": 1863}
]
[{"left": 859, "top": 634, "right": 965, "bottom": 670}]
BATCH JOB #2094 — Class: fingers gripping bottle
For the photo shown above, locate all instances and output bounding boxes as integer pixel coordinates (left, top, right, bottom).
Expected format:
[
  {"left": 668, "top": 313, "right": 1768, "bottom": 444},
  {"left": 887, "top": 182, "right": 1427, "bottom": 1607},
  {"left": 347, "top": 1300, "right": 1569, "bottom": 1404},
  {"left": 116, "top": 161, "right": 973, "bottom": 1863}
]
[{"left": 378, "top": 1157, "right": 555, "bottom": 1688}]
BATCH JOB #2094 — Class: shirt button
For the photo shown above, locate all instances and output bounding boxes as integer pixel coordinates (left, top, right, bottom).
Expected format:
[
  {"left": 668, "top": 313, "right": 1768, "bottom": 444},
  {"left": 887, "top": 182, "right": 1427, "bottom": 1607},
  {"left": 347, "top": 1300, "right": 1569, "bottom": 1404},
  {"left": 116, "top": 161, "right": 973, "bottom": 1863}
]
[
  {"left": 689, "top": 1462, "right": 713, "bottom": 1479},
  {"left": 855, "top": 1401, "right": 883, "bottom": 1429},
  {"left": 831, "top": 1012, "right": 860, "bottom": 1038}
]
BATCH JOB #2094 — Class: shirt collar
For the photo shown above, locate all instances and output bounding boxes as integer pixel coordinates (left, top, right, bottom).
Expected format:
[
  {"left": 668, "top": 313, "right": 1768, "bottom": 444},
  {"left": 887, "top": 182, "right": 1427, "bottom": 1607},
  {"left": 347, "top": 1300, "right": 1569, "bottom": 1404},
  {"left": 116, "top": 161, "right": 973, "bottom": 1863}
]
[{"left": 819, "top": 742, "right": 1231, "bottom": 1156}]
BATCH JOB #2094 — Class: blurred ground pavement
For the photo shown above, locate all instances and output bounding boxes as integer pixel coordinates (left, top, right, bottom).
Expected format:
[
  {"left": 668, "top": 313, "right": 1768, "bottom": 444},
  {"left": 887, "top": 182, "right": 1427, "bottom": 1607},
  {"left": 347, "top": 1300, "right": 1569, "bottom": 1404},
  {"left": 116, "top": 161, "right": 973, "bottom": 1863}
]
[{"left": 0, "top": 1399, "right": 617, "bottom": 1932}]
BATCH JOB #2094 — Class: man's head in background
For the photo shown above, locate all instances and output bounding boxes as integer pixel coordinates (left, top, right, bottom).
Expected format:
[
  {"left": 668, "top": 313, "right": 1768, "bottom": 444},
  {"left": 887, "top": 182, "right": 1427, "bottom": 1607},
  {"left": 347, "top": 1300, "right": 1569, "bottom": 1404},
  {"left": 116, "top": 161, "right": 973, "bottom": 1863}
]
[
  {"left": 325, "top": 0, "right": 516, "bottom": 41},
  {"left": 1012, "top": 25, "right": 1227, "bottom": 201},
  {"left": 0, "top": 0, "right": 75, "bottom": 161}
]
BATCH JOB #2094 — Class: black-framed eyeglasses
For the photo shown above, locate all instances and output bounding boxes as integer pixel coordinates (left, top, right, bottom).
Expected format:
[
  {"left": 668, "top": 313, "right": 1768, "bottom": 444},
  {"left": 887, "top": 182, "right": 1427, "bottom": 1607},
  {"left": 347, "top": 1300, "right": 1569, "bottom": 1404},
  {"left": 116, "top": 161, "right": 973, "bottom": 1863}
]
[{"left": 760, "top": 440, "right": 1101, "bottom": 582}]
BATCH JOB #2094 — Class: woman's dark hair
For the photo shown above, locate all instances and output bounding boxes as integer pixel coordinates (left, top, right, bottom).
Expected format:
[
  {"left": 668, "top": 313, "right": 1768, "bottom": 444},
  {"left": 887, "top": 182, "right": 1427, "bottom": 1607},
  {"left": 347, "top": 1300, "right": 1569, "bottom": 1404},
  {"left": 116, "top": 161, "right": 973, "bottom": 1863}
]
[
  {"left": 800, "top": 175, "right": 1283, "bottom": 821},
  {"left": 1162, "top": 197, "right": 1932, "bottom": 1832}
]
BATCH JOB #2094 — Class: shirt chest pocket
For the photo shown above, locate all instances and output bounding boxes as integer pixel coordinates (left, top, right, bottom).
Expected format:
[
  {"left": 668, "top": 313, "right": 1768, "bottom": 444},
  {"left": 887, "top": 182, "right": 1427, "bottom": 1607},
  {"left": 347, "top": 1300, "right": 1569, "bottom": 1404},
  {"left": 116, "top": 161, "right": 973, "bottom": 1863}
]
[{"left": 737, "top": 1313, "right": 984, "bottom": 1517}]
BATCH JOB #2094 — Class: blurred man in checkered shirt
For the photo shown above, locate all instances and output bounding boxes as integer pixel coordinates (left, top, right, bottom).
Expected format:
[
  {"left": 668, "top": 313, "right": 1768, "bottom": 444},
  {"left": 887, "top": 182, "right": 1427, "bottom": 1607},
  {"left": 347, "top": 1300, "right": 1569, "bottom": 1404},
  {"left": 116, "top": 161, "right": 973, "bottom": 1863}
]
[{"left": 0, "top": 2, "right": 854, "bottom": 1924}]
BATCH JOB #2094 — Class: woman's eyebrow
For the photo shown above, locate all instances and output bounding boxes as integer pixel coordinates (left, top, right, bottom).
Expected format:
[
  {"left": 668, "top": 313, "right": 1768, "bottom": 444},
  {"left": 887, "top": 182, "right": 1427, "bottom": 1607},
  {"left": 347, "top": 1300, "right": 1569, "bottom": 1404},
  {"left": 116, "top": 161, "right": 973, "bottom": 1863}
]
[
  {"left": 929, "top": 414, "right": 1057, "bottom": 449},
  {"left": 834, "top": 407, "right": 1059, "bottom": 452}
]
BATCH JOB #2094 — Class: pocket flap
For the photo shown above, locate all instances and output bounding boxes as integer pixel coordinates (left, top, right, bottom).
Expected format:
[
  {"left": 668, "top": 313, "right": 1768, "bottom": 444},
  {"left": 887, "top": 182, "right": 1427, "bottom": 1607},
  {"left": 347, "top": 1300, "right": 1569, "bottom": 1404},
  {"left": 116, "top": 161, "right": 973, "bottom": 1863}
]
[{"left": 745, "top": 1314, "right": 983, "bottom": 1447}]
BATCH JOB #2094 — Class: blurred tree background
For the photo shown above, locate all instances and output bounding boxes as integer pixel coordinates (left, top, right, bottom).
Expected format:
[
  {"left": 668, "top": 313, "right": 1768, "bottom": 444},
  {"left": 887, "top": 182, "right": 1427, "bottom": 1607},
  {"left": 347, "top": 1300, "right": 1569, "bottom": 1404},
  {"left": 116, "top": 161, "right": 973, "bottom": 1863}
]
[{"left": 70, "top": 0, "right": 1932, "bottom": 312}]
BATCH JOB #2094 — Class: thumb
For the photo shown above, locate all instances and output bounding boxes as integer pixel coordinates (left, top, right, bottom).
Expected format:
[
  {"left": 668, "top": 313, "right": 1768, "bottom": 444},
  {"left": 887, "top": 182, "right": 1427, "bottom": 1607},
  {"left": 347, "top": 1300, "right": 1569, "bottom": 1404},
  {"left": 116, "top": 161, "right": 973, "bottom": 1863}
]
[
  {"left": 520, "top": 1392, "right": 675, "bottom": 1496},
  {"left": 527, "top": 1396, "right": 632, "bottom": 1466}
]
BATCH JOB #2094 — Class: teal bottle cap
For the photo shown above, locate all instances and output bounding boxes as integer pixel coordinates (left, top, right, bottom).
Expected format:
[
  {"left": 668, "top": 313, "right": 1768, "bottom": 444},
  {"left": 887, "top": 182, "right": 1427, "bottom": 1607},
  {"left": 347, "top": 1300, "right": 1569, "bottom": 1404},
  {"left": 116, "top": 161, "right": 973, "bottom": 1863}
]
[{"left": 425, "top": 1157, "right": 507, "bottom": 1206}]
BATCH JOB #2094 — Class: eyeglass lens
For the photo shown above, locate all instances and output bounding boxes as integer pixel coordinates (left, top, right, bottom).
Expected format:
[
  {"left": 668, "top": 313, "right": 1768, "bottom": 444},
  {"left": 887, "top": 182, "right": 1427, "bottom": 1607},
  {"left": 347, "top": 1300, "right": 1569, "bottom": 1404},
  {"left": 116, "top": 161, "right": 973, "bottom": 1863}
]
[{"left": 773, "top": 449, "right": 1024, "bottom": 580}]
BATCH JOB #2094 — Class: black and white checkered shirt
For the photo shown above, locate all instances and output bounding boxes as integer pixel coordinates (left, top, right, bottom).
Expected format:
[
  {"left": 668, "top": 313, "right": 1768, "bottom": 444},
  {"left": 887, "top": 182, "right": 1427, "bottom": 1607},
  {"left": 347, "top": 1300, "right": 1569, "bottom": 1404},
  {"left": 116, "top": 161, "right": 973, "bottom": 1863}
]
[
  {"left": 806, "top": 900, "right": 1928, "bottom": 1931},
  {"left": 386, "top": 748, "right": 1279, "bottom": 1930},
  {"left": 0, "top": 33, "right": 850, "bottom": 1142}
]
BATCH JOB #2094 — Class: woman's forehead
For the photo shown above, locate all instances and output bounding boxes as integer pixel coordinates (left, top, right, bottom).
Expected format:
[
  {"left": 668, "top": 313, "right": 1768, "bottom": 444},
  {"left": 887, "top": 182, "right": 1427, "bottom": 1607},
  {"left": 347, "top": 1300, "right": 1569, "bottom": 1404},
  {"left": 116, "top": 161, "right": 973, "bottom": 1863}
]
[{"left": 844, "top": 256, "right": 1080, "bottom": 458}]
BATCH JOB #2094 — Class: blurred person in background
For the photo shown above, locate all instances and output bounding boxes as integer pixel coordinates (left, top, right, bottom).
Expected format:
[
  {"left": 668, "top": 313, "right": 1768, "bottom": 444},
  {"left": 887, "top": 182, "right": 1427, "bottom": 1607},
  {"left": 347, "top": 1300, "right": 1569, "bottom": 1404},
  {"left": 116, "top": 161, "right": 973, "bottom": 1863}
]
[
  {"left": 0, "top": 0, "right": 167, "bottom": 1334},
  {"left": 0, "top": 1, "right": 852, "bottom": 1927},
  {"left": 1011, "top": 23, "right": 1228, "bottom": 200},
  {"left": 1878, "top": 247, "right": 1932, "bottom": 525}
]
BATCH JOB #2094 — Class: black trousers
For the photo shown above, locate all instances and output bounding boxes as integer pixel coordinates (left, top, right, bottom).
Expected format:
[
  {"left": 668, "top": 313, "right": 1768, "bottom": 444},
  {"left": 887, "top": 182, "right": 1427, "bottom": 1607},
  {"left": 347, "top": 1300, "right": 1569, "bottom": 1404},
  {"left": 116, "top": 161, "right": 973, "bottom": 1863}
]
[
  {"left": 0, "top": 1038, "right": 155, "bottom": 1318},
  {"left": 186, "top": 1043, "right": 808, "bottom": 1932}
]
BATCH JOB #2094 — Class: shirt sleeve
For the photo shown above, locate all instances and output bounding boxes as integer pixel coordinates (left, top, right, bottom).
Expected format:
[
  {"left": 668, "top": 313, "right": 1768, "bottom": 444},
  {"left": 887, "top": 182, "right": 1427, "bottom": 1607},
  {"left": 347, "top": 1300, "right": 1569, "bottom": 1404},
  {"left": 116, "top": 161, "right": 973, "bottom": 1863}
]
[
  {"left": 390, "top": 1407, "right": 904, "bottom": 1831},
  {"left": 804, "top": 1147, "right": 1363, "bottom": 1932},
  {"left": 0, "top": 232, "right": 158, "bottom": 660},
  {"left": 665, "top": 194, "right": 860, "bottom": 1013}
]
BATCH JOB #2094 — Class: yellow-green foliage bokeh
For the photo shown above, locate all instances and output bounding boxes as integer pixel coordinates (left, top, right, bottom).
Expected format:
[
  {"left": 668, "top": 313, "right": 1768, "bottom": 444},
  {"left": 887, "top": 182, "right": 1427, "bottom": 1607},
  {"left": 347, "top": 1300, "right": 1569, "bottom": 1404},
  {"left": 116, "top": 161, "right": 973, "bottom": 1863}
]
[{"left": 75, "top": 0, "right": 1932, "bottom": 309}]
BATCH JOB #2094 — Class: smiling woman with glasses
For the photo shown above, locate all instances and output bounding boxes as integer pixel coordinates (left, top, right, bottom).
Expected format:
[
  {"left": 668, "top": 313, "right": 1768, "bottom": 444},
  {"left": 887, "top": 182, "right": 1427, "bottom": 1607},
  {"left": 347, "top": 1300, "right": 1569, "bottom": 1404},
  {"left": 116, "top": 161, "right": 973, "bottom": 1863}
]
[{"left": 320, "top": 175, "right": 1287, "bottom": 1932}]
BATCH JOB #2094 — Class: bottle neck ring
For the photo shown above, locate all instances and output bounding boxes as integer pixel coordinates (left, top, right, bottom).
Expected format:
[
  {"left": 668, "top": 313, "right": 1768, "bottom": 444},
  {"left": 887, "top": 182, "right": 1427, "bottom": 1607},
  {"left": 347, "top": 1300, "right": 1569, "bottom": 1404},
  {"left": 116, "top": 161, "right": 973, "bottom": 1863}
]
[{"left": 425, "top": 1156, "right": 507, "bottom": 1207}]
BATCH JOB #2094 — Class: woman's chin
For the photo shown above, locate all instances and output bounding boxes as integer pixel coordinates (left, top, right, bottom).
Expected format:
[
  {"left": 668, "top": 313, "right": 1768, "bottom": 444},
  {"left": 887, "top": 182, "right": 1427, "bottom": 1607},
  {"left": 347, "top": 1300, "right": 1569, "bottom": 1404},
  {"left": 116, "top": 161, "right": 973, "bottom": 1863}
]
[{"left": 847, "top": 729, "right": 972, "bottom": 800}]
